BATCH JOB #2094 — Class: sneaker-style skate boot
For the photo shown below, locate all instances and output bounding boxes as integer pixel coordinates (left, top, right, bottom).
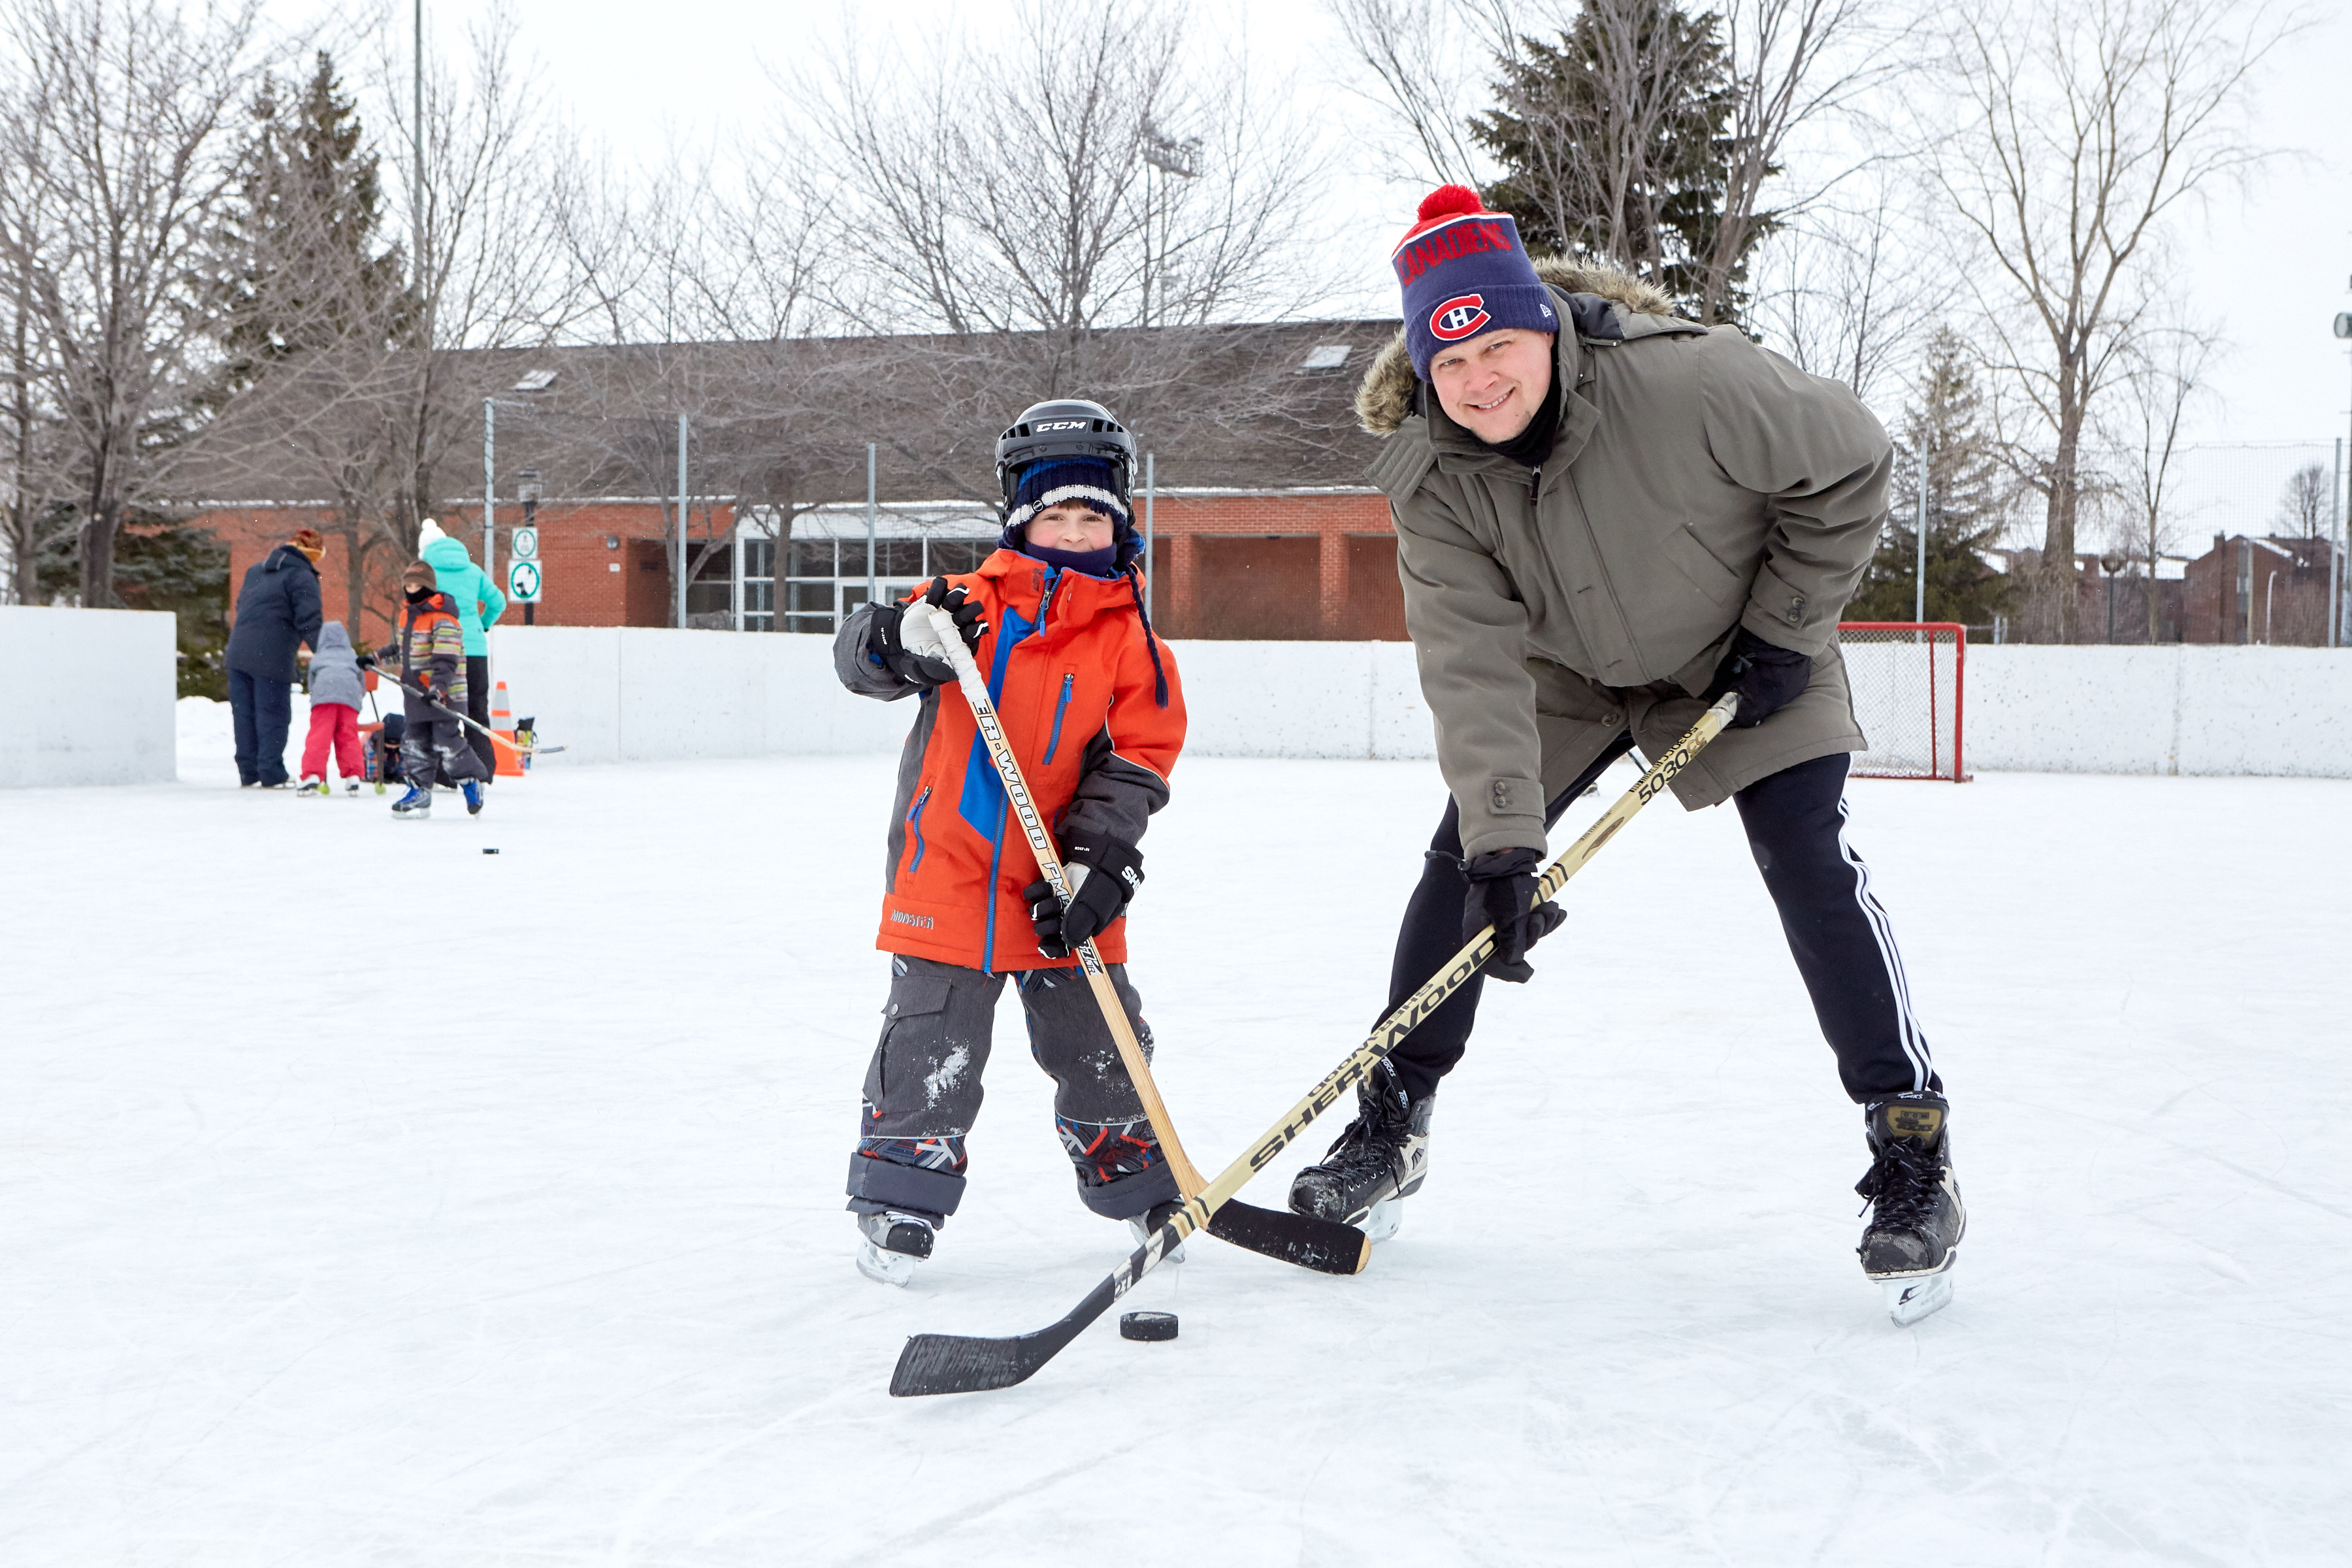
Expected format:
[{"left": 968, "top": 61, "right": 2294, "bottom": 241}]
[
  {"left": 391, "top": 785, "right": 432, "bottom": 818},
  {"left": 1286, "top": 1060, "right": 1432, "bottom": 1243},
  {"left": 855, "top": 1210, "right": 935, "bottom": 1288},
  {"left": 1856, "top": 1091, "right": 1966, "bottom": 1326},
  {"left": 1126, "top": 1198, "right": 1187, "bottom": 1266}
]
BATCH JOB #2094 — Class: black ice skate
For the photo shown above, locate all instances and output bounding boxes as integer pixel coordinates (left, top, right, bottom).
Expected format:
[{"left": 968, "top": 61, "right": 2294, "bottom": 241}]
[
  {"left": 855, "top": 1210, "right": 935, "bottom": 1288},
  {"left": 1286, "top": 1061, "right": 1431, "bottom": 1243},
  {"left": 1855, "top": 1092, "right": 1965, "bottom": 1326}
]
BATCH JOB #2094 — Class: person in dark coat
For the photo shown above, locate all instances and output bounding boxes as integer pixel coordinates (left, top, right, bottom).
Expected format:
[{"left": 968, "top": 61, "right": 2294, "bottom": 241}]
[{"left": 224, "top": 528, "right": 325, "bottom": 787}]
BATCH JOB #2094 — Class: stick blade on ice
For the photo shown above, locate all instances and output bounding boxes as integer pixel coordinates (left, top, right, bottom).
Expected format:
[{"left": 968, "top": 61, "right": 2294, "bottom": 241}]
[{"left": 890, "top": 1279, "right": 1116, "bottom": 1397}]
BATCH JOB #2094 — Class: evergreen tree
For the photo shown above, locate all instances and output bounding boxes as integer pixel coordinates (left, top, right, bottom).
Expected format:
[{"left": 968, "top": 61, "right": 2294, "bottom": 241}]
[
  {"left": 1849, "top": 328, "right": 2017, "bottom": 627},
  {"left": 1469, "top": 1, "right": 1761, "bottom": 319},
  {"left": 216, "top": 52, "right": 405, "bottom": 389}
]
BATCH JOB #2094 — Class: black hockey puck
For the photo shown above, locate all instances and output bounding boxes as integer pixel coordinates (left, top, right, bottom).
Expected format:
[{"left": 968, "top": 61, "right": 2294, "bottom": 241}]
[
  {"left": 482, "top": 847, "right": 498, "bottom": 855},
  {"left": 1119, "top": 1310, "right": 1178, "bottom": 1342}
]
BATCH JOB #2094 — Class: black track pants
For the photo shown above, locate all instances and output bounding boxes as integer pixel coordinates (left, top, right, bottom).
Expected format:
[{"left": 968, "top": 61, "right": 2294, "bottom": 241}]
[{"left": 1380, "top": 749, "right": 1938, "bottom": 1105}]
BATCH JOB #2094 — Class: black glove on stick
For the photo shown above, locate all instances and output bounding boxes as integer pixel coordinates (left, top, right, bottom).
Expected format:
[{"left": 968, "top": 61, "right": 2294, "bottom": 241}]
[
  {"left": 921, "top": 576, "right": 987, "bottom": 650},
  {"left": 1462, "top": 846, "right": 1565, "bottom": 984},
  {"left": 1708, "top": 628, "right": 1812, "bottom": 729},
  {"left": 863, "top": 602, "right": 955, "bottom": 689},
  {"left": 1024, "top": 834, "right": 1143, "bottom": 958}
]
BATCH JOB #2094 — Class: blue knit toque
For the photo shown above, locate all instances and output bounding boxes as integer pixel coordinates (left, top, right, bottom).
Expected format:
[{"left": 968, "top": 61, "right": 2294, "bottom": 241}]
[
  {"left": 1005, "top": 458, "right": 1128, "bottom": 532},
  {"left": 1392, "top": 186, "right": 1557, "bottom": 382}
]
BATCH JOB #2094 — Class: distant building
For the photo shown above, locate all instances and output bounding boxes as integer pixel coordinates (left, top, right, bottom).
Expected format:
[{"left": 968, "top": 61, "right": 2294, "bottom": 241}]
[
  {"left": 189, "top": 319, "right": 1411, "bottom": 651},
  {"left": 2181, "top": 534, "right": 2339, "bottom": 646}
]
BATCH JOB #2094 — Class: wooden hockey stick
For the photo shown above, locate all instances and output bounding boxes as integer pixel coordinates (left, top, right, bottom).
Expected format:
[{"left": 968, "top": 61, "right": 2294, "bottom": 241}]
[
  {"left": 904, "top": 603, "right": 1367, "bottom": 1277},
  {"left": 889, "top": 690, "right": 1740, "bottom": 1396}
]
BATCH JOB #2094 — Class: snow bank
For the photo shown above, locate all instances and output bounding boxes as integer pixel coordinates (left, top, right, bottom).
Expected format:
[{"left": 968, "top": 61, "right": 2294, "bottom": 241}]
[{"left": 1, "top": 604, "right": 175, "bottom": 787}]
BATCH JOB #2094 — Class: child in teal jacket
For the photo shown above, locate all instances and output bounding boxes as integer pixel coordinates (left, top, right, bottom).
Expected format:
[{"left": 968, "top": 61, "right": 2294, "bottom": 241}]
[{"left": 419, "top": 521, "right": 506, "bottom": 777}]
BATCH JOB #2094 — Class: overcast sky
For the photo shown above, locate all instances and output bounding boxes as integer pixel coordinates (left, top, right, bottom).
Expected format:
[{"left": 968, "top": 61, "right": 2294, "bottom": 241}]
[{"left": 337, "top": 0, "right": 2352, "bottom": 458}]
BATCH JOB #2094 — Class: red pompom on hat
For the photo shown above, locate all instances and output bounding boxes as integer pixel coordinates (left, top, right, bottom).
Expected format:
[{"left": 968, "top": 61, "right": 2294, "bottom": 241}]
[
  {"left": 1390, "top": 185, "right": 1555, "bottom": 380},
  {"left": 1419, "top": 184, "right": 1486, "bottom": 222}
]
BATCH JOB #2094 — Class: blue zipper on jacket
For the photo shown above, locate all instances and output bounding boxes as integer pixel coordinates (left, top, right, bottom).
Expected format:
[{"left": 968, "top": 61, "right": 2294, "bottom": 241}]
[
  {"left": 1043, "top": 673, "right": 1075, "bottom": 764},
  {"left": 906, "top": 785, "right": 932, "bottom": 879}
]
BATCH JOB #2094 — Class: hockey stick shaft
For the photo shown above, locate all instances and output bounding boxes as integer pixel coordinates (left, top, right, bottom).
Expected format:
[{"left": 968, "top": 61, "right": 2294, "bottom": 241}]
[
  {"left": 375, "top": 672, "right": 564, "bottom": 755},
  {"left": 890, "top": 691, "right": 1739, "bottom": 1396},
  {"left": 910, "top": 602, "right": 1203, "bottom": 1193}
]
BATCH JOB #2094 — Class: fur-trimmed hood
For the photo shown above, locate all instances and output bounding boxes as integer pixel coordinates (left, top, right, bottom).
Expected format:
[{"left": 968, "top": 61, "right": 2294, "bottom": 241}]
[{"left": 1355, "top": 260, "right": 1683, "bottom": 437}]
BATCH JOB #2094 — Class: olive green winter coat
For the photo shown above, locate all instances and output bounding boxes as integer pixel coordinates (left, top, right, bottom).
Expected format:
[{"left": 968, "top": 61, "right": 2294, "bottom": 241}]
[{"left": 1358, "top": 262, "right": 1892, "bottom": 858}]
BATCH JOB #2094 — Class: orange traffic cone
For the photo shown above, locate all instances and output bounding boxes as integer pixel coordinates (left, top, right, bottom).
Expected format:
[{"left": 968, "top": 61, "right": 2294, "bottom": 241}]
[{"left": 491, "top": 679, "right": 526, "bottom": 777}]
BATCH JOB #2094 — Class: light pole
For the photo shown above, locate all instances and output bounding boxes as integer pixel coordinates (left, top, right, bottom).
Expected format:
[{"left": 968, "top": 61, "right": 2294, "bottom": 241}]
[
  {"left": 1140, "top": 121, "right": 1201, "bottom": 327},
  {"left": 2334, "top": 308, "right": 2352, "bottom": 647}
]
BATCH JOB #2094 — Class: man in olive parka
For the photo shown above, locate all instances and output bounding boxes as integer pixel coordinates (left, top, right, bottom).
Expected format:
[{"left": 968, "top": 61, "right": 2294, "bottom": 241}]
[{"left": 1286, "top": 187, "right": 1964, "bottom": 1325}]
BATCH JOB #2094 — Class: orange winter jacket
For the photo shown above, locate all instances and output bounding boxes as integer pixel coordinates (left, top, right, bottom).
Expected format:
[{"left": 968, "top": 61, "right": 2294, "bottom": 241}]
[{"left": 834, "top": 549, "right": 1186, "bottom": 973}]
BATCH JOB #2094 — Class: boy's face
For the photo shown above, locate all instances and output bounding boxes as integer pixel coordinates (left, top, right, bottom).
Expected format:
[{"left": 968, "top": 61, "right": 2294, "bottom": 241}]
[{"left": 1025, "top": 501, "right": 1115, "bottom": 554}]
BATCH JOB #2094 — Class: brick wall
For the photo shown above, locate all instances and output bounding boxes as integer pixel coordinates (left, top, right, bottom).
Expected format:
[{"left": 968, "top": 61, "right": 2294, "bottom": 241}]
[{"left": 1139, "top": 490, "right": 1401, "bottom": 639}]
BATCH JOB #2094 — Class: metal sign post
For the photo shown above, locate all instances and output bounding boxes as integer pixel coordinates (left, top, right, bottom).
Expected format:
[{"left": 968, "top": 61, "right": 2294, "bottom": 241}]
[{"left": 676, "top": 414, "right": 689, "bottom": 630}]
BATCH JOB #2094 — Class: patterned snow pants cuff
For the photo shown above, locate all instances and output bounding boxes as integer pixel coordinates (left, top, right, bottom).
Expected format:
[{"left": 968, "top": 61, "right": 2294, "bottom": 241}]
[
  {"left": 1059, "top": 1115, "right": 1179, "bottom": 1220},
  {"left": 845, "top": 1138, "right": 967, "bottom": 1225}
]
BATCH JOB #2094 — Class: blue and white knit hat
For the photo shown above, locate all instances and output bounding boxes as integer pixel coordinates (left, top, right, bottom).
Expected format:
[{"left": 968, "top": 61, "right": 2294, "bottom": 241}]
[
  {"left": 1004, "top": 457, "right": 1130, "bottom": 533},
  {"left": 1392, "top": 185, "right": 1558, "bottom": 382}
]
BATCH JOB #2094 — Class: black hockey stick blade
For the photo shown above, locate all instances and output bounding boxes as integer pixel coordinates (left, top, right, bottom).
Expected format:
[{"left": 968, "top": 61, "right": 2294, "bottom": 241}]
[
  {"left": 1208, "top": 1198, "right": 1367, "bottom": 1275},
  {"left": 893, "top": 1277, "right": 1119, "bottom": 1397}
]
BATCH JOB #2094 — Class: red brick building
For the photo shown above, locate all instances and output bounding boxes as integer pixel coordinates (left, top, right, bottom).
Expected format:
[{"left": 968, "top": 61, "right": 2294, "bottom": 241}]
[
  {"left": 2180, "top": 534, "right": 2342, "bottom": 646},
  {"left": 193, "top": 319, "right": 1414, "bottom": 650}
]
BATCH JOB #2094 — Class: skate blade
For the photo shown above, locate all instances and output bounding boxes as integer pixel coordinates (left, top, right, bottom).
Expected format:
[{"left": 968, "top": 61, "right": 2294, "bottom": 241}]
[
  {"left": 1361, "top": 1196, "right": 1403, "bottom": 1245},
  {"left": 856, "top": 1241, "right": 917, "bottom": 1288},
  {"left": 1881, "top": 1271, "right": 1953, "bottom": 1326}
]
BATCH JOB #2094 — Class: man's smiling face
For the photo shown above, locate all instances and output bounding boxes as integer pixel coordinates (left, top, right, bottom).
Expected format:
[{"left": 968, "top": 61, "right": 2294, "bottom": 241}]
[{"left": 1429, "top": 328, "right": 1556, "bottom": 446}]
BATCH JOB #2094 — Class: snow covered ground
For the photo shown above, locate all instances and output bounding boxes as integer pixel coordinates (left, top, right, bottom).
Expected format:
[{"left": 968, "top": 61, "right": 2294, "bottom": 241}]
[{"left": 5, "top": 713, "right": 2349, "bottom": 1565}]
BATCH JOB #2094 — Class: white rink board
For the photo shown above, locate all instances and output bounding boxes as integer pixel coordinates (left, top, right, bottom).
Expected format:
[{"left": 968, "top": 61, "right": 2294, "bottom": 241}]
[
  {"left": 0, "top": 604, "right": 176, "bottom": 787},
  {"left": 481, "top": 628, "right": 2352, "bottom": 778}
]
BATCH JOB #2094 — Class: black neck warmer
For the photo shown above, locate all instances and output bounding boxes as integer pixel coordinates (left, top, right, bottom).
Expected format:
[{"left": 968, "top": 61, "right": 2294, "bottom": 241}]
[{"left": 1021, "top": 538, "right": 1119, "bottom": 577}]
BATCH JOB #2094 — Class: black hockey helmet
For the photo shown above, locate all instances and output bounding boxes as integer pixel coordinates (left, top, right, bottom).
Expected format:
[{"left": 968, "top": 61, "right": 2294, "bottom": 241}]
[{"left": 994, "top": 399, "right": 1135, "bottom": 515}]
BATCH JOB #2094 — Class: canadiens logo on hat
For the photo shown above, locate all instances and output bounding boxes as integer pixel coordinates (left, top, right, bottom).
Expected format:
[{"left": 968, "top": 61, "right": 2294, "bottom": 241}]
[{"left": 1429, "top": 294, "right": 1490, "bottom": 341}]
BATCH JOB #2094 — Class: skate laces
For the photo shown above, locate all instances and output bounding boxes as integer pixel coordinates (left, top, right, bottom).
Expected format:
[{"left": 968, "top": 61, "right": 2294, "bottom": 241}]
[{"left": 1855, "top": 1135, "right": 1940, "bottom": 1230}]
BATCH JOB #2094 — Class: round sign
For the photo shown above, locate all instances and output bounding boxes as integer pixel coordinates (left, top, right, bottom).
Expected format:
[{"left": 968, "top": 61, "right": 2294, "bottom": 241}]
[
  {"left": 508, "top": 559, "right": 542, "bottom": 601},
  {"left": 512, "top": 526, "right": 539, "bottom": 560}
]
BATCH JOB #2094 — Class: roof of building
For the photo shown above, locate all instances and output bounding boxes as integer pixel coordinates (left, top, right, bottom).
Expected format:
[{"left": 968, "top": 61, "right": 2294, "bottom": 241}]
[{"left": 182, "top": 318, "right": 1404, "bottom": 514}]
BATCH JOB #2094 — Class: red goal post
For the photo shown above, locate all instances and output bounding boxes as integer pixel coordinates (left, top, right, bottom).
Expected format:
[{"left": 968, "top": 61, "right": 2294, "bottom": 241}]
[{"left": 1837, "top": 622, "right": 1968, "bottom": 781}]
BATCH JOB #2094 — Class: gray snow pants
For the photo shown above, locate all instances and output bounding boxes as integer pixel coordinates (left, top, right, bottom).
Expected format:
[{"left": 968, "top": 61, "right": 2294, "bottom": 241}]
[{"left": 845, "top": 953, "right": 1177, "bottom": 1227}]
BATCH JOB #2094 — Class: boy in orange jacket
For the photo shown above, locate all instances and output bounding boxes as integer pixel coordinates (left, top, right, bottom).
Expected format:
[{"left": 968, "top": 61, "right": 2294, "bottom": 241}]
[{"left": 830, "top": 400, "right": 1186, "bottom": 1286}]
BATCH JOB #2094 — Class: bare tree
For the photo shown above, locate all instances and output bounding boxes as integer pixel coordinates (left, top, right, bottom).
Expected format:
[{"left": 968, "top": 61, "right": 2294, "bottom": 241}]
[
  {"left": 2275, "top": 462, "right": 2329, "bottom": 540},
  {"left": 0, "top": 0, "right": 270, "bottom": 606},
  {"left": 1929, "top": 0, "right": 2283, "bottom": 641},
  {"left": 787, "top": 0, "right": 1334, "bottom": 344},
  {"left": 1336, "top": 0, "right": 1903, "bottom": 323},
  {"left": 1328, "top": 0, "right": 1509, "bottom": 185},
  {"left": 1750, "top": 166, "right": 1952, "bottom": 408},
  {"left": 368, "top": 0, "right": 587, "bottom": 555},
  {"left": 1693, "top": 0, "right": 1910, "bottom": 323},
  {"left": 2104, "top": 318, "right": 2215, "bottom": 644}
]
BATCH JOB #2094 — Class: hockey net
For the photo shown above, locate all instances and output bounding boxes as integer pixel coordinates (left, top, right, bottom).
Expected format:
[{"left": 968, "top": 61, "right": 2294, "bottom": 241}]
[{"left": 1838, "top": 622, "right": 1968, "bottom": 781}]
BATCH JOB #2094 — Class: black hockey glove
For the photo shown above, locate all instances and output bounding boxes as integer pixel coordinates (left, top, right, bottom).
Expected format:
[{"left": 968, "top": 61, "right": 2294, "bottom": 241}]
[
  {"left": 921, "top": 576, "right": 988, "bottom": 651},
  {"left": 1462, "top": 847, "right": 1565, "bottom": 984},
  {"left": 1707, "top": 628, "right": 1812, "bottom": 729},
  {"left": 863, "top": 601, "right": 956, "bottom": 689},
  {"left": 1024, "top": 834, "right": 1143, "bottom": 958}
]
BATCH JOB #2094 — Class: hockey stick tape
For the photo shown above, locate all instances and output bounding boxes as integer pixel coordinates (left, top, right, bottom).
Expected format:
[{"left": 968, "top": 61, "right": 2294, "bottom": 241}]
[{"left": 902, "top": 601, "right": 960, "bottom": 666}]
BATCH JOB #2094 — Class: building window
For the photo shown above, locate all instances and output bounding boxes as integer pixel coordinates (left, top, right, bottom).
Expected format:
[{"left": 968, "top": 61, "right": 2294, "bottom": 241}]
[{"left": 734, "top": 506, "right": 1000, "bottom": 632}]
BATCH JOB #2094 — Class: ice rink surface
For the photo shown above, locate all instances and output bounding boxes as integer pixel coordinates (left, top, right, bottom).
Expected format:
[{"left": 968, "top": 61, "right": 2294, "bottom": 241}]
[{"left": 5, "top": 706, "right": 2349, "bottom": 1565}]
